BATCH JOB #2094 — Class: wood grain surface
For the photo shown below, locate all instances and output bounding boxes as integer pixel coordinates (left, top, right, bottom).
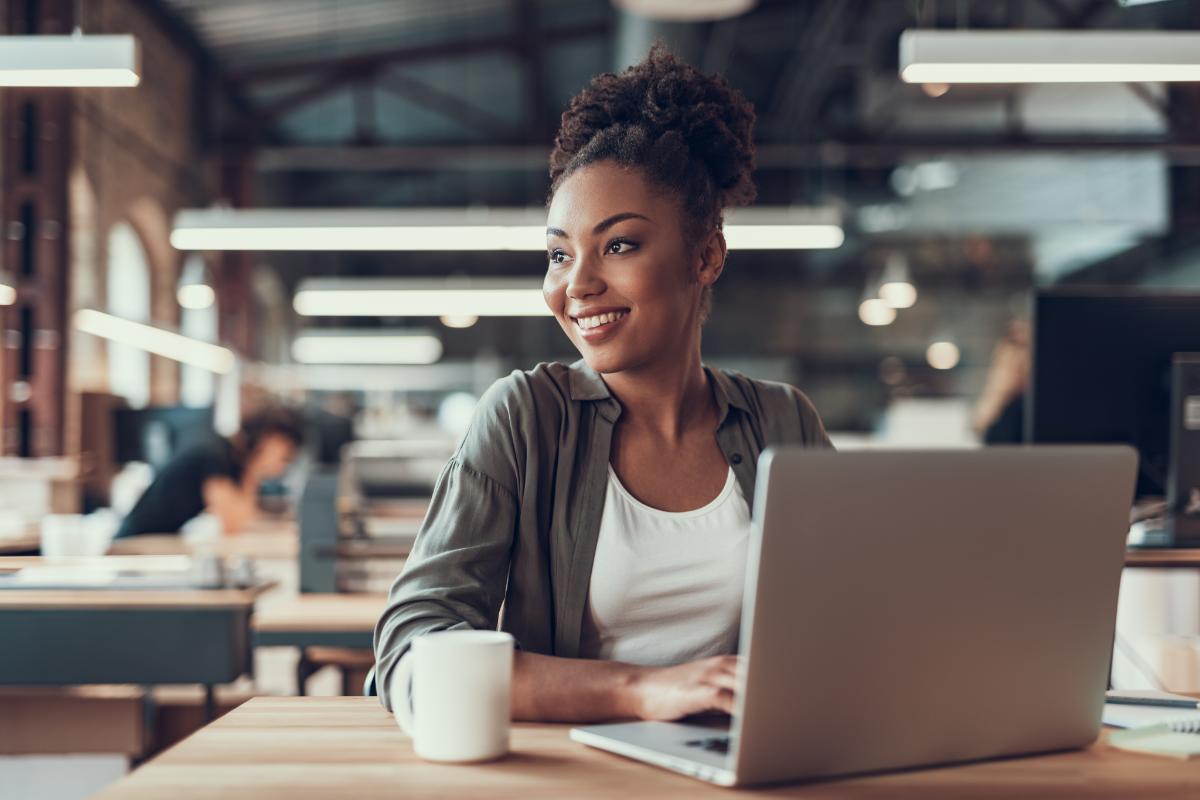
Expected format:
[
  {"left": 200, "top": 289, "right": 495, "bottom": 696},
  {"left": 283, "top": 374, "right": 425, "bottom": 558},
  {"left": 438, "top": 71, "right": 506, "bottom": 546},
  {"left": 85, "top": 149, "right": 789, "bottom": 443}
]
[
  {"left": 94, "top": 696, "right": 1200, "bottom": 799},
  {"left": 252, "top": 593, "right": 387, "bottom": 633}
]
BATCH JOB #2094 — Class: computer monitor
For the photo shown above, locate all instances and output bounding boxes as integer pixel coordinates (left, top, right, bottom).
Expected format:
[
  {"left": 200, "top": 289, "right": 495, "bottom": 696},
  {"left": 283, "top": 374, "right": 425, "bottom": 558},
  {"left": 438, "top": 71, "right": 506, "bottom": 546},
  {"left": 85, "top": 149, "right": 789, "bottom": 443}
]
[
  {"left": 114, "top": 406, "right": 215, "bottom": 470},
  {"left": 1028, "top": 289, "right": 1200, "bottom": 500}
]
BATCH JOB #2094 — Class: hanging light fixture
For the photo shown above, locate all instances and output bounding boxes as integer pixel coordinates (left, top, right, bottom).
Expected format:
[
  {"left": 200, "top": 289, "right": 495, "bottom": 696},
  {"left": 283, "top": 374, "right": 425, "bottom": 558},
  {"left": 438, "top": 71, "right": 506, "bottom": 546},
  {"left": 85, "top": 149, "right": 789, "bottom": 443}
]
[
  {"left": 293, "top": 278, "right": 550, "bottom": 318},
  {"left": 0, "top": 267, "right": 16, "bottom": 306},
  {"left": 900, "top": 30, "right": 1200, "bottom": 84},
  {"left": 440, "top": 315, "right": 479, "bottom": 329},
  {"left": 171, "top": 207, "right": 844, "bottom": 252},
  {"left": 858, "top": 297, "right": 897, "bottom": 327},
  {"left": 926, "top": 340, "right": 962, "bottom": 370},
  {"left": 878, "top": 252, "right": 918, "bottom": 310},
  {"left": 74, "top": 310, "right": 235, "bottom": 374},
  {"left": 176, "top": 255, "right": 215, "bottom": 310},
  {"left": 613, "top": 0, "right": 757, "bottom": 22},
  {"left": 292, "top": 330, "right": 444, "bottom": 365},
  {"left": 0, "top": 33, "right": 140, "bottom": 87}
]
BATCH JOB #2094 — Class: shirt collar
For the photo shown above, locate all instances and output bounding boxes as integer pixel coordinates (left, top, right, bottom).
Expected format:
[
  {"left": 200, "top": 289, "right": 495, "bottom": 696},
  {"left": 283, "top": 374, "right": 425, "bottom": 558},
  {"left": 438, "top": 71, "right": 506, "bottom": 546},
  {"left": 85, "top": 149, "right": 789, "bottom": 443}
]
[
  {"left": 567, "top": 359, "right": 611, "bottom": 401},
  {"left": 567, "top": 360, "right": 751, "bottom": 422}
]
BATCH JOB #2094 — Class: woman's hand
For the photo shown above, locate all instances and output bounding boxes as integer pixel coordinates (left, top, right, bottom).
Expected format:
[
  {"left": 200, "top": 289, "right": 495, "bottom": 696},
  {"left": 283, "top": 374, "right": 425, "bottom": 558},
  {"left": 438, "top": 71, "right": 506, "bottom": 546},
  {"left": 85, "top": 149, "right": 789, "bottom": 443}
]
[{"left": 627, "top": 655, "right": 740, "bottom": 721}]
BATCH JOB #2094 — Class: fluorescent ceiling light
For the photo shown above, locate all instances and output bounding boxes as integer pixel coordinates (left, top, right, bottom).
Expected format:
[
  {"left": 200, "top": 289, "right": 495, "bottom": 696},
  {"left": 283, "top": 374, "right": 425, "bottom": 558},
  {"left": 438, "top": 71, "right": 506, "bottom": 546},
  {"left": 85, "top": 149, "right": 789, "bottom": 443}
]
[
  {"left": 724, "top": 207, "right": 845, "bottom": 249},
  {"left": 899, "top": 30, "right": 1200, "bottom": 83},
  {"left": 252, "top": 362, "right": 480, "bottom": 393},
  {"left": 294, "top": 278, "right": 550, "bottom": 318},
  {"left": 74, "top": 309, "right": 234, "bottom": 373},
  {"left": 613, "top": 0, "right": 756, "bottom": 22},
  {"left": 292, "top": 330, "right": 444, "bottom": 365},
  {"left": 0, "top": 35, "right": 139, "bottom": 87},
  {"left": 172, "top": 208, "right": 548, "bottom": 252},
  {"left": 172, "top": 207, "right": 843, "bottom": 252}
]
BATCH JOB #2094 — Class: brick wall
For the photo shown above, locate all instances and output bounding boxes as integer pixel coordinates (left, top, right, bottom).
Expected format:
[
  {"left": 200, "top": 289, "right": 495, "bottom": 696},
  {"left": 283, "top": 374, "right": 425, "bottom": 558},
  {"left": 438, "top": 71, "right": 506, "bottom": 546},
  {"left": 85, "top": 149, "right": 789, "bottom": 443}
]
[{"left": 66, "top": 0, "right": 217, "bottom": 455}]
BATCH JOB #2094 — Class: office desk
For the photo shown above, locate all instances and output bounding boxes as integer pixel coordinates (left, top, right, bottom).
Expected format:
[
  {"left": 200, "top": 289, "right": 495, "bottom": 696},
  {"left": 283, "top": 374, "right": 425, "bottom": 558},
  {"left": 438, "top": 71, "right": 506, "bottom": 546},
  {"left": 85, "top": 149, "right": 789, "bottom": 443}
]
[
  {"left": 108, "top": 530, "right": 299, "bottom": 561},
  {"left": 0, "top": 533, "right": 39, "bottom": 555},
  {"left": 252, "top": 593, "right": 386, "bottom": 650},
  {"left": 0, "top": 557, "right": 269, "bottom": 718},
  {"left": 94, "top": 697, "right": 1198, "bottom": 800},
  {"left": 252, "top": 593, "right": 387, "bottom": 695}
]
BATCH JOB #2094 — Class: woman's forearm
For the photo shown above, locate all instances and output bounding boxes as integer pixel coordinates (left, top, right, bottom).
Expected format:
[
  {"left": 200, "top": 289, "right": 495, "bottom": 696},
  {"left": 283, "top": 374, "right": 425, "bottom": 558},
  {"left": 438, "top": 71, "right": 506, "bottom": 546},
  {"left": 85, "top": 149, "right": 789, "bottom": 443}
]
[{"left": 511, "top": 651, "right": 645, "bottom": 722}]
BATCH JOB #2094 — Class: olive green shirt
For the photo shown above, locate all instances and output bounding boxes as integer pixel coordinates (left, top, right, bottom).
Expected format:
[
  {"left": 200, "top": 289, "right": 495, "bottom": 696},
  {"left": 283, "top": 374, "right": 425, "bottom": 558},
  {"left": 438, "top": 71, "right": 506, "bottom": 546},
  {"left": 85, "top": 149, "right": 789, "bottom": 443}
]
[{"left": 372, "top": 360, "right": 831, "bottom": 707}]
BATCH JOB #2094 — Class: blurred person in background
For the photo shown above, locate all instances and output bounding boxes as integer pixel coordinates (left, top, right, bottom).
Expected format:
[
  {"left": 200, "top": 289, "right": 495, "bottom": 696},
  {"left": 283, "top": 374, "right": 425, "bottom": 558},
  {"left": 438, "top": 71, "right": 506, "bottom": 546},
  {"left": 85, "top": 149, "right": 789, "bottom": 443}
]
[
  {"left": 972, "top": 320, "right": 1031, "bottom": 444},
  {"left": 114, "top": 406, "right": 305, "bottom": 538},
  {"left": 375, "top": 45, "right": 832, "bottom": 725}
]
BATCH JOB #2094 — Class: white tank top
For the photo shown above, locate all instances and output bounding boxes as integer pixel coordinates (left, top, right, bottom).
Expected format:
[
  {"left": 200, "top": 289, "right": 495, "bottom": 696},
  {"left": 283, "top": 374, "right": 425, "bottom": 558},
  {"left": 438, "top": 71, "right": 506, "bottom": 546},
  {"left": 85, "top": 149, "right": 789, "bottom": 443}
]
[{"left": 578, "top": 464, "right": 752, "bottom": 666}]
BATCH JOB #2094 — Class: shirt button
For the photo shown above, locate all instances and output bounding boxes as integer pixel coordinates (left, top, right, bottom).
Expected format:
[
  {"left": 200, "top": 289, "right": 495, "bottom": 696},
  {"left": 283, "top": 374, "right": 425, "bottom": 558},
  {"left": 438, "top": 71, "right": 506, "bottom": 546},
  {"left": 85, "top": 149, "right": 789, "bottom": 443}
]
[{"left": 731, "top": 453, "right": 743, "bottom": 465}]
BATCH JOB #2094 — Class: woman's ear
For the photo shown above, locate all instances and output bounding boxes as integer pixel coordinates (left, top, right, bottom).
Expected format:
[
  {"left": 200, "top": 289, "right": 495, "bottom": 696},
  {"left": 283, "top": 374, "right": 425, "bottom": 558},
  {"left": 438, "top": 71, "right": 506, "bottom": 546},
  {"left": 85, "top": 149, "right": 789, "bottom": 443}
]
[{"left": 696, "top": 228, "right": 727, "bottom": 287}]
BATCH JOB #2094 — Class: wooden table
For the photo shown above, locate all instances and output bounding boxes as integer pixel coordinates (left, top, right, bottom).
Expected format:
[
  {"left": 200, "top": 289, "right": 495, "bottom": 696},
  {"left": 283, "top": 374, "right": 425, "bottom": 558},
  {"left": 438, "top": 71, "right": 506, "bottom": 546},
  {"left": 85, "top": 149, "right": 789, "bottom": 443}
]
[
  {"left": 108, "top": 530, "right": 299, "bottom": 561},
  {"left": 252, "top": 593, "right": 387, "bottom": 695},
  {"left": 252, "top": 592, "right": 386, "bottom": 649},
  {"left": 1124, "top": 548, "right": 1200, "bottom": 569},
  {"left": 95, "top": 696, "right": 1199, "bottom": 799},
  {"left": 0, "top": 533, "right": 39, "bottom": 555}
]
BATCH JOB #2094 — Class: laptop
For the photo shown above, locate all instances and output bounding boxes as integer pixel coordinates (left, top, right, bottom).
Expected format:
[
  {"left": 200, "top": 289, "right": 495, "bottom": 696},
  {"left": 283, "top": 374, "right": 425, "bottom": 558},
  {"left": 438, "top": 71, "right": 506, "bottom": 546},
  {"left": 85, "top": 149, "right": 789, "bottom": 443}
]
[{"left": 570, "top": 446, "right": 1138, "bottom": 787}]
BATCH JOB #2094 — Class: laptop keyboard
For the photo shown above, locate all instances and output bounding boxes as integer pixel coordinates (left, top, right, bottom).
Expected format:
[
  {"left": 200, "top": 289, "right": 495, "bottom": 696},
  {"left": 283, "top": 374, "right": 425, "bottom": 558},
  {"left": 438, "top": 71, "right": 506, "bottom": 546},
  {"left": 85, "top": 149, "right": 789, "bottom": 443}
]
[{"left": 685, "top": 736, "right": 731, "bottom": 754}]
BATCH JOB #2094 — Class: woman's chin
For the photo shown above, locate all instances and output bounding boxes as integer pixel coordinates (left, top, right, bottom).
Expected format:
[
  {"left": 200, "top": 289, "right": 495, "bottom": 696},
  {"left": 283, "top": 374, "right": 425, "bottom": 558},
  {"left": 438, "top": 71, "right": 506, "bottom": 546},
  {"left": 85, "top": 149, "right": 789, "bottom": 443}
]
[{"left": 577, "top": 348, "right": 633, "bottom": 375}]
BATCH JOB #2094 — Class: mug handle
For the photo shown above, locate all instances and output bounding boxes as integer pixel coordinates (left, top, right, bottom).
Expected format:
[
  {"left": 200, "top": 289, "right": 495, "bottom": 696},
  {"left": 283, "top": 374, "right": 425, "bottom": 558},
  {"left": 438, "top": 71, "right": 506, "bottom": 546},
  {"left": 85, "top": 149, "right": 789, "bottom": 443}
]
[{"left": 391, "top": 652, "right": 416, "bottom": 737}]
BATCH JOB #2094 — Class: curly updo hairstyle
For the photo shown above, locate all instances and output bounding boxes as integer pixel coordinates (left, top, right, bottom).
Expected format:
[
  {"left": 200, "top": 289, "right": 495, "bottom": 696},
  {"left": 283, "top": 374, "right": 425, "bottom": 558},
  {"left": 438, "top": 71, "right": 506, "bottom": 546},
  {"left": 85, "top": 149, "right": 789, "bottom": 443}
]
[{"left": 549, "top": 43, "right": 757, "bottom": 321}]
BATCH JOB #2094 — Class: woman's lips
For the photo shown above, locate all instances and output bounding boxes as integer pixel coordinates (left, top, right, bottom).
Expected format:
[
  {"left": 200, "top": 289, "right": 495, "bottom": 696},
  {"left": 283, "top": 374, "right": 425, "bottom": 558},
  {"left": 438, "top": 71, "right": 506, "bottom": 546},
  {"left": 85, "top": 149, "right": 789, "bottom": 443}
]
[{"left": 573, "top": 309, "right": 629, "bottom": 341}]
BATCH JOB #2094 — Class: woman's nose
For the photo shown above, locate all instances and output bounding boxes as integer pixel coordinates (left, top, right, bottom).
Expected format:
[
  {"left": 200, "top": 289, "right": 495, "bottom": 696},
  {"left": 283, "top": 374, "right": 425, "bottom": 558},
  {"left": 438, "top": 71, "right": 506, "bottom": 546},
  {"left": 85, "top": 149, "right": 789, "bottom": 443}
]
[{"left": 565, "top": 251, "right": 604, "bottom": 300}]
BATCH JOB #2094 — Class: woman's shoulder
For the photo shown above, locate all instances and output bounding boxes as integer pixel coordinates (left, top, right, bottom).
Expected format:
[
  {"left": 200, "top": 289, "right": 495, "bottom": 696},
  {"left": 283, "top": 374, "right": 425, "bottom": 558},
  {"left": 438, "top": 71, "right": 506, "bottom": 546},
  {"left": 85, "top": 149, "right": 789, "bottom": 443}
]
[
  {"left": 474, "top": 361, "right": 577, "bottom": 424},
  {"left": 460, "top": 362, "right": 579, "bottom": 448},
  {"left": 713, "top": 368, "right": 831, "bottom": 448},
  {"left": 455, "top": 362, "right": 585, "bottom": 494}
]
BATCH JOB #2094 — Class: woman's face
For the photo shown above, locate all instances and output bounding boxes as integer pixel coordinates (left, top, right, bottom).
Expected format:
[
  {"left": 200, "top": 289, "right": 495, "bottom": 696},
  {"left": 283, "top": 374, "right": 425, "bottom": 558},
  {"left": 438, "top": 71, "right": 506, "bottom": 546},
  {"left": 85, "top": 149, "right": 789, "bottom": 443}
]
[{"left": 543, "top": 161, "right": 723, "bottom": 375}]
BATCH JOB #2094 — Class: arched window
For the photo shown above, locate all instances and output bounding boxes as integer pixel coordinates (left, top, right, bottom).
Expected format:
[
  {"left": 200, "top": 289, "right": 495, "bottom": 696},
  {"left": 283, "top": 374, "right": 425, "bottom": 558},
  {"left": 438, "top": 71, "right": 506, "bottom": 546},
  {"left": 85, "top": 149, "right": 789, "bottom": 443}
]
[
  {"left": 106, "top": 222, "right": 151, "bottom": 408},
  {"left": 180, "top": 255, "right": 217, "bottom": 408}
]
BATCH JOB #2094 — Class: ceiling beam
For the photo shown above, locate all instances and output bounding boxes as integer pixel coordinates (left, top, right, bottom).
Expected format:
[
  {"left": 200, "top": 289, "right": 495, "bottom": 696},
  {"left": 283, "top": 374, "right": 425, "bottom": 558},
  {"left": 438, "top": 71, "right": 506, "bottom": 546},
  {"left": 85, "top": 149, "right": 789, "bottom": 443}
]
[
  {"left": 228, "top": 21, "right": 612, "bottom": 85},
  {"left": 250, "top": 136, "right": 1200, "bottom": 172},
  {"left": 376, "top": 72, "right": 519, "bottom": 139},
  {"left": 257, "top": 66, "right": 369, "bottom": 124},
  {"left": 135, "top": 0, "right": 278, "bottom": 145},
  {"left": 511, "top": 0, "right": 551, "bottom": 143}
]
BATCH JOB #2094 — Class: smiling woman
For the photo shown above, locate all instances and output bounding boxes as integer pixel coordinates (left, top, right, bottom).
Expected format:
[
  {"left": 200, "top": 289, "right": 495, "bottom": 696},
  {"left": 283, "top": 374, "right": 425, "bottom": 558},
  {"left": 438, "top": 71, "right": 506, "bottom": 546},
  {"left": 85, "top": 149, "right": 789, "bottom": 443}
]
[{"left": 374, "top": 44, "right": 832, "bottom": 724}]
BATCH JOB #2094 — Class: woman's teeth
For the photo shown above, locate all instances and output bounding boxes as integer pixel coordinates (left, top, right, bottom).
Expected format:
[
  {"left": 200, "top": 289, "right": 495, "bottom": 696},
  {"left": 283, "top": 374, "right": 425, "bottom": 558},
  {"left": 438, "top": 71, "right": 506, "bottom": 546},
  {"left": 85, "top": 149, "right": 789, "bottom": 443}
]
[{"left": 575, "top": 311, "right": 628, "bottom": 330}]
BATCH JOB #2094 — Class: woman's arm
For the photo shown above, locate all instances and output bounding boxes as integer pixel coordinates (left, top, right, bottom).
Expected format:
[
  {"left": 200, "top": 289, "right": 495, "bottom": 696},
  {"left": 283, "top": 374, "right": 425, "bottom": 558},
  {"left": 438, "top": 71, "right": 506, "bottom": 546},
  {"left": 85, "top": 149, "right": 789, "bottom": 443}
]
[
  {"left": 512, "top": 651, "right": 739, "bottom": 722},
  {"left": 374, "top": 457, "right": 519, "bottom": 710},
  {"left": 202, "top": 475, "right": 259, "bottom": 534}
]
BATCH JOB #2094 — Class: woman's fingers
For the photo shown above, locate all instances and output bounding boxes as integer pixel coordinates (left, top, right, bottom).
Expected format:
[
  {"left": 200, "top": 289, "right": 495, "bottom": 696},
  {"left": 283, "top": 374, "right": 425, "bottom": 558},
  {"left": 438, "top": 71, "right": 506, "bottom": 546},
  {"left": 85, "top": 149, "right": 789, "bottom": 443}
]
[
  {"left": 706, "top": 667, "right": 740, "bottom": 692},
  {"left": 710, "top": 687, "right": 736, "bottom": 715}
]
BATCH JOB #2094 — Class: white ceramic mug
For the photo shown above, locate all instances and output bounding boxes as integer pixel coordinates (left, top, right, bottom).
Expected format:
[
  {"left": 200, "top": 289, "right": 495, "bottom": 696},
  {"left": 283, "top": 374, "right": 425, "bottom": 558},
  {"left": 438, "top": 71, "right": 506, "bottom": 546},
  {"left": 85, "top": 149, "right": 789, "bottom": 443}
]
[
  {"left": 390, "top": 630, "right": 514, "bottom": 763},
  {"left": 41, "top": 514, "right": 111, "bottom": 560}
]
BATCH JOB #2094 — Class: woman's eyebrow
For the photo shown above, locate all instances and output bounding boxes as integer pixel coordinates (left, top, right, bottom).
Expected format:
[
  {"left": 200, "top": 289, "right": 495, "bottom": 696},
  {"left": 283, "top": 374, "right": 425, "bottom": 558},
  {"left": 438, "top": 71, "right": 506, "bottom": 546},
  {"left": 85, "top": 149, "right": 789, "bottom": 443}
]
[{"left": 546, "top": 212, "right": 651, "bottom": 240}]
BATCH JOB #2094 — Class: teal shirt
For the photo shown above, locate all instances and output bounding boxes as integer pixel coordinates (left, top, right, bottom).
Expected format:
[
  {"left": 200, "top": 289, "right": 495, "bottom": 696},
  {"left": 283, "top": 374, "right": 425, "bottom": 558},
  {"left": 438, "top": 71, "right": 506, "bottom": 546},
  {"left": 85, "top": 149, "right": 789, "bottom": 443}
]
[{"left": 372, "top": 360, "right": 832, "bottom": 707}]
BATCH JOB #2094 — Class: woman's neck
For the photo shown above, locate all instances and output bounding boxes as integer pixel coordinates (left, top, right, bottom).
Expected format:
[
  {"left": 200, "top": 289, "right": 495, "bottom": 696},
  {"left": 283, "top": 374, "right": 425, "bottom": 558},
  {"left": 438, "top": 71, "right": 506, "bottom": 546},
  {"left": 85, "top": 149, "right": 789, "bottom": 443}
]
[{"left": 601, "top": 350, "right": 714, "bottom": 443}]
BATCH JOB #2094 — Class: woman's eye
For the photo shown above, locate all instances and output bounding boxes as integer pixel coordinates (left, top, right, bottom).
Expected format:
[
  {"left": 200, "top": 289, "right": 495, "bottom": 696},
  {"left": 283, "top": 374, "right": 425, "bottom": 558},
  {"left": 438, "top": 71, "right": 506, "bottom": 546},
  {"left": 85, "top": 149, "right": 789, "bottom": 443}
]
[
  {"left": 548, "top": 249, "right": 569, "bottom": 265},
  {"left": 607, "top": 239, "right": 636, "bottom": 255}
]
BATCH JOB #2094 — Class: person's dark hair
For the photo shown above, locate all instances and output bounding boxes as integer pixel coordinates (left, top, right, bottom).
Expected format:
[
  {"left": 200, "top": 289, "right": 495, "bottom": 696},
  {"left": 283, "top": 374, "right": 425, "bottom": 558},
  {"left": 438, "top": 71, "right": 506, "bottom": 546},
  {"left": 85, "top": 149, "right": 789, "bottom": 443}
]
[
  {"left": 549, "top": 43, "right": 757, "bottom": 319},
  {"left": 238, "top": 405, "right": 305, "bottom": 453}
]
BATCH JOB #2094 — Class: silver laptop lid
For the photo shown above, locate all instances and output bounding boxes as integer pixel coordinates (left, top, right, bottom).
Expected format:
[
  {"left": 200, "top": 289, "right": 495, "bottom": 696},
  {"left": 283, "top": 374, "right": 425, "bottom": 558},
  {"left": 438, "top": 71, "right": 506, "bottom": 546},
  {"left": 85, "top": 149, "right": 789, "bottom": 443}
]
[{"left": 729, "top": 446, "right": 1137, "bottom": 785}]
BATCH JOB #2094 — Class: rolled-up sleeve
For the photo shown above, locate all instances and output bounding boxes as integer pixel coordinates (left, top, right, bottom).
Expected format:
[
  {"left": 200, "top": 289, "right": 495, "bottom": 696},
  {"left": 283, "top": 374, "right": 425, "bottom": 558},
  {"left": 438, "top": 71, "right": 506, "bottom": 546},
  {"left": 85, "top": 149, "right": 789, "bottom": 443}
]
[
  {"left": 372, "top": 375, "right": 529, "bottom": 710},
  {"left": 372, "top": 458, "right": 518, "bottom": 709}
]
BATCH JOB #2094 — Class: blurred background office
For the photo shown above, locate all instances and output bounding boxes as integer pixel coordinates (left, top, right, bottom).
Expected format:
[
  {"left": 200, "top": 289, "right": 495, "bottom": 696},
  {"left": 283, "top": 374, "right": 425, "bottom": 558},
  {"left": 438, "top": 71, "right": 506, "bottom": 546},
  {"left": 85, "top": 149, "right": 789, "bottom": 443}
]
[{"left": 2, "top": 0, "right": 1200, "bottom": 797}]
